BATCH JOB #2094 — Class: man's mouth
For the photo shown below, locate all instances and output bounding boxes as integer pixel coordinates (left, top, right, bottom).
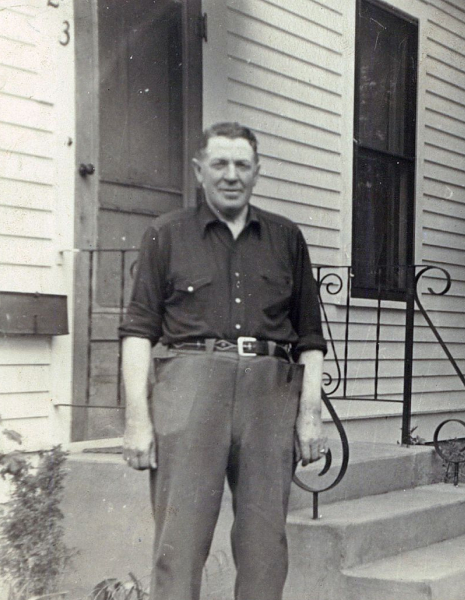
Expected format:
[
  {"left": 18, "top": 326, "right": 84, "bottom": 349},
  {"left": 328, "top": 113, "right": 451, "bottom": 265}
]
[{"left": 220, "top": 189, "right": 242, "bottom": 198}]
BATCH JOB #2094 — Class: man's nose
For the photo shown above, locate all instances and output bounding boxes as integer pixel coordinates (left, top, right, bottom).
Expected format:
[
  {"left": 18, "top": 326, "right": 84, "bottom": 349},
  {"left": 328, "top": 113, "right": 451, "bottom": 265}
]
[{"left": 224, "top": 163, "right": 238, "bottom": 181}]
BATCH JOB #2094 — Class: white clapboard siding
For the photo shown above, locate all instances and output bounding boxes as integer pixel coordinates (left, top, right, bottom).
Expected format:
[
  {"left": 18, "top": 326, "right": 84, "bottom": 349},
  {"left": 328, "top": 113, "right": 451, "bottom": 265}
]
[
  {"left": 228, "top": 102, "right": 341, "bottom": 154},
  {"left": 0, "top": 416, "right": 52, "bottom": 452},
  {"left": 228, "top": 15, "right": 342, "bottom": 93},
  {"left": 0, "top": 337, "right": 51, "bottom": 364},
  {"left": 423, "top": 210, "right": 465, "bottom": 237},
  {"left": 259, "top": 156, "right": 341, "bottom": 193},
  {"left": 0, "top": 206, "right": 54, "bottom": 239},
  {"left": 255, "top": 128, "right": 342, "bottom": 172},
  {"left": 253, "top": 196, "right": 340, "bottom": 231},
  {"left": 0, "top": 37, "right": 39, "bottom": 73},
  {"left": 229, "top": 0, "right": 344, "bottom": 52},
  {"left": 228, "top": 79, "right": 342, "bottom": 133},
  {"left": 255, "top": 176, "right": 340, "bottom": 210},
  {"left": 257, "top": 0, "right": 344, "bottom": 32},
  {"left": 0, "top": 364, "right": 50, "bottom": 395},
  {"left": 0, "top": 122, "right": 54, "bottom": 158},
  {"left": 425, "top": 178, "right": 465, "bottom": 205},
  {"left": 0, "top": 1, "right": 68, "bottom": 450},
  {"left": 400, "top": 0, "right": 465, "bottom": 422},
  {"left": 0, "top": 178, "right": 54, "bottom": 211},
  {"left": 0, "top": 237, "right": 54, "bottom": 272},
  {"left": 0, "top": 264, "right": 51, "bottom": 293},
  {"left": 0, "top": 94, "right": 53, "bottom": 133},
  {"left": 321, "top": 320, "right": 465, "bottom": 345},
  {"left": 227, "top": 34, "right": 343, "bottom": 98},
  {"left": 0, "top": 393, "right": 51, "bottom": 420},
  {"left": 0, "top": 65, "right": 38, "bottom": 99},
  {"left": 424, "top": 142, "right": 465, "bottom": 174},
  {"left": 228, "top": 4, "right": 343, "bottom": 76},
  {"left": 427, "top": 0, "right": 465, "bottom": 24}
]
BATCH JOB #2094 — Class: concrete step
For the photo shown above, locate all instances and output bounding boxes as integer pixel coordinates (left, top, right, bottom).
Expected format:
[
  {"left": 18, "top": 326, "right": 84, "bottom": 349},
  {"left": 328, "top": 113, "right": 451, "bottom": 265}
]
[
  {"left": 285, "top": 483, "right": 465, "bottom": 600},
  {"left": 290, "top": 441, "right": 441, "bottom": 511},
  {"left": 323, "top": 400, "right": 465, "bottom": 445},
  {"left": 60, "top": 445, "right": 447, "bottom": 599},
  {"left": 342, "top": 534, "right": 465, "bottom": 600}
]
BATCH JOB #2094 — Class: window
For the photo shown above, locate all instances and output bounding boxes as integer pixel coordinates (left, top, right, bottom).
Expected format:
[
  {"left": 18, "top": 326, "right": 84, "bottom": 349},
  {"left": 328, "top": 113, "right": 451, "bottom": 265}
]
[{"left": 352, "top": 0, "right": 418, "bottom": 300}]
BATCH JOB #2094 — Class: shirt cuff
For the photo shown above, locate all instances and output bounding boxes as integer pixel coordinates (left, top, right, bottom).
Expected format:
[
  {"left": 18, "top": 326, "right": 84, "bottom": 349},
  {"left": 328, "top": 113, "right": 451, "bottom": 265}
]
[
  {"left": 293, "top": 334, "right": 328, "bottom": 361},
  {"left": 118, "top": 303, "right": 162, "bottom": 346}
]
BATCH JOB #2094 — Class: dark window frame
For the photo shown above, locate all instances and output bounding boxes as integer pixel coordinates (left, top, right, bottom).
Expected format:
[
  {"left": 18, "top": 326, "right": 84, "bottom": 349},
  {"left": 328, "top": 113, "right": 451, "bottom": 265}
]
[{"left": 352, "top": 0, "right": 418, "bottom": 301}]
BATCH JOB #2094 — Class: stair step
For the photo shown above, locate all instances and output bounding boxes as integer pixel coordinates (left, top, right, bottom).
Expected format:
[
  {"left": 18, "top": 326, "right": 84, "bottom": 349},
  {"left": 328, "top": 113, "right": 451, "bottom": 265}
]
[
  {"left": 289, "top": 483, "right": 465, "bottom": 568},
  {"left": 343, "top": 534, "right": 465, "bottom": 600},
  {"left": 285, "top": 484, "right": 465, "bottom": 600}
]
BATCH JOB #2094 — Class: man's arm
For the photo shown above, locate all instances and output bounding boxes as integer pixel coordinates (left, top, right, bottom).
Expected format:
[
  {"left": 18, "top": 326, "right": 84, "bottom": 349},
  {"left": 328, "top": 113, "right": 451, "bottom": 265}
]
[
  {"left": 296, "top": 349, "right": 327, "bottom": 466},
  {"left": 122, "top": 336, "right": 157, "bottom": 470}
]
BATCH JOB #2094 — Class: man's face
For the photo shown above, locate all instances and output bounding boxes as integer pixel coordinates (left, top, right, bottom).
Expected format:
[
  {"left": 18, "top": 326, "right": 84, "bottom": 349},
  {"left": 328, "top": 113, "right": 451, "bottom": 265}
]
[{"left": 192, "top": 136, "right": 260, "bottom": 220}]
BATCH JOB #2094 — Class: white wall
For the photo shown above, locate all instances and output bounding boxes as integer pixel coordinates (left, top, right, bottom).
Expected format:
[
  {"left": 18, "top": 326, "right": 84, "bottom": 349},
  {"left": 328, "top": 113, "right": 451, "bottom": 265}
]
[{"left": 0, "top": 1, "right": 75, "bottom": 449}]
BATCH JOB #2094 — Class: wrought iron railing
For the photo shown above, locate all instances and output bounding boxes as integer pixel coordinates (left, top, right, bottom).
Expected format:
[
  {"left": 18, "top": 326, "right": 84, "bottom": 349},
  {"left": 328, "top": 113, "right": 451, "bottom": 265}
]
[{"left": 313, "top": 264, "right": 465, "bottom": 445}]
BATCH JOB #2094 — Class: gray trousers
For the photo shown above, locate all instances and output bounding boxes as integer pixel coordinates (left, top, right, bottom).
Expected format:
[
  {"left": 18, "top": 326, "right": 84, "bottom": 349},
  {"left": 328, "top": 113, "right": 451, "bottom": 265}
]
[{"left": 149, "top": 348, "right": 304, "bottom": 600}]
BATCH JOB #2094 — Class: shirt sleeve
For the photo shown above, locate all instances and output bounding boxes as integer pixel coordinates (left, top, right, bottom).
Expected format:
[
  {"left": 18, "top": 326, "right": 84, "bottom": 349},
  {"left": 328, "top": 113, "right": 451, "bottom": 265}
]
[
  {"left": 290, "top": 228, "right": 327, "bottom": 360},
  {"left": 118, "top": 226, "right": 165, "bottom": 345}
]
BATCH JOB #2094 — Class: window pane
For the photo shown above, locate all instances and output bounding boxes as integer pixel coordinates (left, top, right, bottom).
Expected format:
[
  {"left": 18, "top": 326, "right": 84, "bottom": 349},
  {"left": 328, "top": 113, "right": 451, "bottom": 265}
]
[
  {"left": 353, "top": 152, "right": 412, "bottom": 295},
  {"left": 357, "top": 2, "right": 416, "bottom": 156}
]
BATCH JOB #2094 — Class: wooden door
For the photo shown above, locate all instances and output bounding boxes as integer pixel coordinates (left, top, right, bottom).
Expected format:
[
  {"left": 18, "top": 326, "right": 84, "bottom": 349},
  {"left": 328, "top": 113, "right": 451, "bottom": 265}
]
[{"left": 72, "top": 0, "right": 202, "bottom": 441}]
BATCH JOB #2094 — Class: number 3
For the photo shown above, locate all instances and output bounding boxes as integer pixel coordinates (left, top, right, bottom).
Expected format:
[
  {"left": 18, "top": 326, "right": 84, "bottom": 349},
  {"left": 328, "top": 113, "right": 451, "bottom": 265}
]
[{"left": 60, "top": 20, "right": 70, "bottom": 46}]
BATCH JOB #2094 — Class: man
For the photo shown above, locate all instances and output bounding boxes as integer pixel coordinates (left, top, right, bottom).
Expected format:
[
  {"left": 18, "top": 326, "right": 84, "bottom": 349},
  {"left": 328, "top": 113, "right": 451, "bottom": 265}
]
[{"left": 119, "top": 122, "right": 327, "bottom": 600}]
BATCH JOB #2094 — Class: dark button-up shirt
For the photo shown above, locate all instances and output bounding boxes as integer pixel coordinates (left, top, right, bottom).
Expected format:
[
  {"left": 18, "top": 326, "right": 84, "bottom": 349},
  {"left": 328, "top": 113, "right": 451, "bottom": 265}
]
[{"left": 119, "top": 202, "right": 327, "bottom": 359}]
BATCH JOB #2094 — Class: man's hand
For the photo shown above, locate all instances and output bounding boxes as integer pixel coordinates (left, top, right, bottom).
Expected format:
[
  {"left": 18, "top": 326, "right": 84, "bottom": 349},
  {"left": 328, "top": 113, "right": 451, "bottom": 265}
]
[
  {"left": 297, "top": 349, "right": 327, "bottom": 466},
  {"left": 295, "top": 410, "right": 327, "bottom": 466},
  {"left": 123, "top": 421, "right": 157, "bottom": 470},
  {"left": 121, "top": 337, "right": 156, "bottom": 470}
]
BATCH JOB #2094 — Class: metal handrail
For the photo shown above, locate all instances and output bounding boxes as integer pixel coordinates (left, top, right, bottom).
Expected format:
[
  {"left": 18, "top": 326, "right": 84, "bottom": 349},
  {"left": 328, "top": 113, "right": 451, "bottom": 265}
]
[{"left": 293, "top": 390, "right": 350, "bottom": 519}]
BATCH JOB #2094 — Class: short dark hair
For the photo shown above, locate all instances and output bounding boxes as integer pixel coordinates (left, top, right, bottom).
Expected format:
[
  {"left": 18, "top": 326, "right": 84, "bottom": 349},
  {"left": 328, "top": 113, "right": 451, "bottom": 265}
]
[{"left": 197, "top": 122, "right": 259, "bottom": 161}]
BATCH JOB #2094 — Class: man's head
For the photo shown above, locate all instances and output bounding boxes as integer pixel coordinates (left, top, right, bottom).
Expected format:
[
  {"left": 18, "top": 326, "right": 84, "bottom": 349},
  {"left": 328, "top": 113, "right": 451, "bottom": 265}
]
[{"left": 192, "top": 122, "right": 260, "bottom": 221}]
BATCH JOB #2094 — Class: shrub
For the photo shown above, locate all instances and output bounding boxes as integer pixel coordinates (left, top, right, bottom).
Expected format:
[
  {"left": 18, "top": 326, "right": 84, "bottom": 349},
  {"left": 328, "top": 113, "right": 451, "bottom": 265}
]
[{"left": 0, "top": 422, "right": 74, "bottom": 597}]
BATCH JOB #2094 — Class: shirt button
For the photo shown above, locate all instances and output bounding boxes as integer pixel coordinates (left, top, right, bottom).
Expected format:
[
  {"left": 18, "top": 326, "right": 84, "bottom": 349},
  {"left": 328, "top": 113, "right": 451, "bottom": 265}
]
[
  {"left": 235, "top": 272, "right": 240, "bottom": 277},
  {"left": 235, "top": 298, "right": 241, "bottom": 304},
  {"left": 187, "top": 285, "right": 194, "bottom": 293},
  {"left": 235, "top": 324, "right": 241, "bottom": 330}
]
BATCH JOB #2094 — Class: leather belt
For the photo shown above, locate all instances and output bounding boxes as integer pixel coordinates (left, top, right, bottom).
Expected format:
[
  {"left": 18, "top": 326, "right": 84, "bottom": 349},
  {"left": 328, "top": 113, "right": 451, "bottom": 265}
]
[{"left": 170, "top": 337, "right": 291, "bottom": 361}]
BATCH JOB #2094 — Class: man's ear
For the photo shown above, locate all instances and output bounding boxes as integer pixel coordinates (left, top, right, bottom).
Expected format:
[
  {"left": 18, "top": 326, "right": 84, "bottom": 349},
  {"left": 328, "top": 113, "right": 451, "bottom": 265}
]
[
  {"left": 192, "top": 158, "right": 203, "bottom": 185},
  {"left": 252, "top": 161, "right": 261, "bottom": 186}
]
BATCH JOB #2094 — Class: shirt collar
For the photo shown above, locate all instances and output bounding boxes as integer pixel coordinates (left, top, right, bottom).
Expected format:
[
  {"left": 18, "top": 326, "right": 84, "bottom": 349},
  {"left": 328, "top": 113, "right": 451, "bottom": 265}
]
[{"left": 198, "top": 201, "right": 261, "bottom": 237}]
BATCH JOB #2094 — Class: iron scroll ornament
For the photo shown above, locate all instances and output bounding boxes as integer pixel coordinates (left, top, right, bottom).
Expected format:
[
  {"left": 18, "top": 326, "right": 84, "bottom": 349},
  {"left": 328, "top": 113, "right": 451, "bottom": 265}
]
[
  {"left": 414, "top": 266, "right": 465, "bottom": 388},
  {"left": 433, "top": 419, "right": 465, "bottom": 487},
  {"left": 293, "top": 390, "right": 349, "bottom": 520},
  {"left": 317, "top": 272, "right": 344, "bottom": 396}
]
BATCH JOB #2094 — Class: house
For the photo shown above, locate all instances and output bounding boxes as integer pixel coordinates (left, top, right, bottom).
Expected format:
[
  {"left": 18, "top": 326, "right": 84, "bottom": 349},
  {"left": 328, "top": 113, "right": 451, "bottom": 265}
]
[{"left": 0, "top": 0, "right": 464, "bottom": 452}]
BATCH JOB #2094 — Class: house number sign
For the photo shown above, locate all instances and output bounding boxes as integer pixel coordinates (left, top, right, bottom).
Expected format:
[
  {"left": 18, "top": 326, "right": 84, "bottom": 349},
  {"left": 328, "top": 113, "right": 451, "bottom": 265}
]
[{"left": 47, "top": 0, "right": 70, "bottom": 46}]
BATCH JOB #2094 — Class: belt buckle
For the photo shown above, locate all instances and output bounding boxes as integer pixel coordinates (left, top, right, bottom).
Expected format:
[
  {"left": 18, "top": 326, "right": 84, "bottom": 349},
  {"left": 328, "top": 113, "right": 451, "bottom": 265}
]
[{"left": 237, "top": 336, "right": 257, "bottom": 357}]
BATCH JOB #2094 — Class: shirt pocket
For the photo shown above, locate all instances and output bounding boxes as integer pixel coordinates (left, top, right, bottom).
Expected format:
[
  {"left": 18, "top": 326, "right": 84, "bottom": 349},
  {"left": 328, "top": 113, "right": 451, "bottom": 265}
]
[
  {"left": 260, "top": 271, "right": 293, "bottom": 318},
  {"left": 165, "top": 273, "right": 213, "bottom": 310}
]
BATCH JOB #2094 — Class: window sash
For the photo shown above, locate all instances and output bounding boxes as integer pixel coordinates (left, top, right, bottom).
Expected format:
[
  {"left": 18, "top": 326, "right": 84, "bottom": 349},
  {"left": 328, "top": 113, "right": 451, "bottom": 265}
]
[{"left": 352, "top": 0, "right": 418, "bottom": 300}]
